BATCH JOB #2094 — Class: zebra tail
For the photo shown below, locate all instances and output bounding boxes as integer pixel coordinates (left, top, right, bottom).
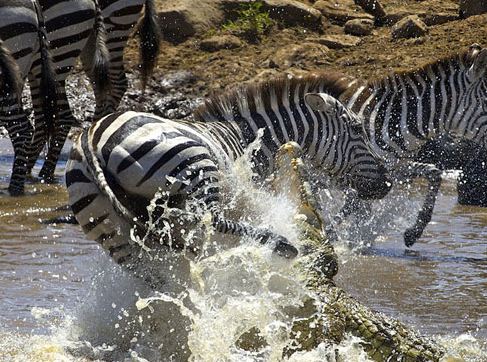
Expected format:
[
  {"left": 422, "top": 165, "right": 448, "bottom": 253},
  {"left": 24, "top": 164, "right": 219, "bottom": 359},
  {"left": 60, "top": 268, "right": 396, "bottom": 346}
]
[
  {"left": 138, "top": 0, "right": 161, "bottom": 89},
  {"left": 0, "top": 39, "right": 22, "bottom": 105},
  {"left": 35, "top": 4, "right": 58, "bottom": 135},
  {"left": 92, "top": 0, "right": 111, "bottom": 99}
]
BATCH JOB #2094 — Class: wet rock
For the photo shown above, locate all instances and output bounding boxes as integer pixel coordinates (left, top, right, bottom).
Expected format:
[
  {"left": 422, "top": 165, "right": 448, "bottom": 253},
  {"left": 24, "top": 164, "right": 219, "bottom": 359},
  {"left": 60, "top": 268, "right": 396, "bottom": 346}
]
[
  {"left": 313, "top": 0, "right": 373, "bottom": 25},
  {"left": 391, "top": 15, "right": 428, "bottom": 40},
  {"left": 381, "top": 10, "right": 411, "bottom": 25},
  {"left": 154, "top": 70, "right": 197, "bottom": 92},
  {"left": 459, "top": 0, "right": 487, "bottom": 19},
  {"left": 116, "top": 71, "right": 202, "bottom": 120},
  {"left": 420, "top": 12, "right": 458, "bottom": 26},
  {"left": 344, "top": 18, "right": 375, "bottom": 36},
  {"left": 200, "top": 35, "right": 243, "bottom": 52},
  {"left": 306, "top": 34, "right": 361, "bottom": 49},
  {"left": 270, "top": 42, "right": 331, "bottom": 68},
  {"left": 221, "top": 0, "right": 324, "bottom": 31},
  {"left": 354, "top": 0, "right": 386, "bottom": 22},
  {"left": 152, "top": 93, "right": 203, "bottom": 119},
  {"left": 263, "top": 0, "right": 323, "bottom": 30},
  {"left": 124, "top": 90, "right": 202, "bottom": 119},
  {"left": 157, "top": 0, "right": 224, "bottom": 43}
]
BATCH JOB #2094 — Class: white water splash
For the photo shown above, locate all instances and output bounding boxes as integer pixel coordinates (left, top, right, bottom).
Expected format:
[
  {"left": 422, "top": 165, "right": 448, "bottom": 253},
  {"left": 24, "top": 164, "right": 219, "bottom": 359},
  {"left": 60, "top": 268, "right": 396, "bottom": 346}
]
[{"left": 2, "top": 144, "right": 486, "bottom": 361}]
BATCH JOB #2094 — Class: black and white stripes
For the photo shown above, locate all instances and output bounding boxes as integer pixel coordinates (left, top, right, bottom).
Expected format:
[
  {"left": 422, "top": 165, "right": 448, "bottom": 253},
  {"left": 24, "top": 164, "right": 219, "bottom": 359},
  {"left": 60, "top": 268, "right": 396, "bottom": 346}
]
[
  {"left": 306, "top": 44, "right": 487, "bottom": 246},
  {"left": 66, "top": 74, "right": 395, "bottom": 268},
  {"left": 66, "top": 111, "right": 303, "bottom": 266},
  {"left": 29, "top": 0, "right": 161, "bottom": 185},
  {"left": 193, "top": 74, "right": 391, "bottom": 198},
  {"left": 345, "top": 44, "right": 487, "bottom": 163},
  {"left": 0, "top": 0, "right": 161, "bottom": 194},
  {"left": 0, "top": 0, "right": 58, "bottom": 195}
]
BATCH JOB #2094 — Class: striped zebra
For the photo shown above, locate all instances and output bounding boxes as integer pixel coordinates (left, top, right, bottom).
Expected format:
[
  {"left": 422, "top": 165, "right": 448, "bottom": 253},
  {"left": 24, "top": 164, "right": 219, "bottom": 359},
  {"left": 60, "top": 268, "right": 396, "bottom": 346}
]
[
  {"left": 0, "top": 0, "right": 59, "bottom": 195},
  {"left": 26, "top": 0, "right": 161, "bottom": 187},
  {"left": 65, "top": 76, "right": 391, "bottom": 277},
  {"left": 306, "top": 43, "right": 487, "bottom": 246}
]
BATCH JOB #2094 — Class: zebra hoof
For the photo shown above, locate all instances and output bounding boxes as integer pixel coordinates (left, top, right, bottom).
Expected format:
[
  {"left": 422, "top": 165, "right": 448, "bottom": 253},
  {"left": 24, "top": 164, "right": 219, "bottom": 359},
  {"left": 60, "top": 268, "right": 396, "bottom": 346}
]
[
  {"left": 8, "top": 186, "right": 24, "bottom": 197},
  {"left": 404, "top": 228, "right": 420, "bottom": 247},
  {"left": 273, "top": 237, "right": 298, "bottom": 259}
]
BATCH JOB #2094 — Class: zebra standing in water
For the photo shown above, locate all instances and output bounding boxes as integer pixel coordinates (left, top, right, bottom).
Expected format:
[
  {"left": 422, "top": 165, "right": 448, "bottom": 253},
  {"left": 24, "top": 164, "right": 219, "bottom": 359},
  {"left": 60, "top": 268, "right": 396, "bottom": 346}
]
[
  {"left": 26, "top": 0, "right": 161, "bottom": 184},
  {"left": 0, "top": 0, "right": 58, "bottom": 195},
  {"left": 306, "top": 43, "right": 487, "bottom": 246},
  {"left": 65, "top": 75, "right": 391, "bottom": 279}
]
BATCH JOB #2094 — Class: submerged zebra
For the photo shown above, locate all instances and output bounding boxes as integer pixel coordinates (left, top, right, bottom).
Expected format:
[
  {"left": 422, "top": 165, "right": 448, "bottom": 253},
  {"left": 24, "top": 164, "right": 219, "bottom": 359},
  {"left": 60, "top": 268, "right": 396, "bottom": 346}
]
[
  {"left": 26, "top": 0, "right": 161, "bottom": 186},
  {"left": 306, "top": 43, "right": 487, "bottom": 246},
  {"left": 65, "top": 79, "right": 390, "bottom": 278},
  {"left": 0, "top": 0, "right": 59, "bottom": 195}
]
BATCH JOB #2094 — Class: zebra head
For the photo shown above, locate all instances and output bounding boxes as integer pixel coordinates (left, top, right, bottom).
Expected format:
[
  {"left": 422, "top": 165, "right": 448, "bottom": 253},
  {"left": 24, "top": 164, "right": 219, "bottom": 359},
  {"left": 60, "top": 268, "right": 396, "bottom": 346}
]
[{"left": 304, "top": 92, "right": 392, "bottom": 200}]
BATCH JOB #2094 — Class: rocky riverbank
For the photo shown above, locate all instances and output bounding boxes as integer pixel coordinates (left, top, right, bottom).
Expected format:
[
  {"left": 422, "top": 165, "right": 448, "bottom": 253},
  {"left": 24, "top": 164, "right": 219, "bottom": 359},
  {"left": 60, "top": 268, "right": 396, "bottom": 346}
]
[
  {"left": 60, "top": 0, "right": 487, "bottom": 205},
  {"left": 63, "top": 0, "right": 487, "bottom": 128}
]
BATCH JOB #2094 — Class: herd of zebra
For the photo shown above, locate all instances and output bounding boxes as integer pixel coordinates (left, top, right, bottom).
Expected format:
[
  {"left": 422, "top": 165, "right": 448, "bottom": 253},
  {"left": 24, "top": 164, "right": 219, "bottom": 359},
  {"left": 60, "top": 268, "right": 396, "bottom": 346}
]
[
  {"left": 1, "top": 1, "right": 487, "bottom": 271},
  {"left": 0, "top": 0, "right": 159, "bottom": 195}
]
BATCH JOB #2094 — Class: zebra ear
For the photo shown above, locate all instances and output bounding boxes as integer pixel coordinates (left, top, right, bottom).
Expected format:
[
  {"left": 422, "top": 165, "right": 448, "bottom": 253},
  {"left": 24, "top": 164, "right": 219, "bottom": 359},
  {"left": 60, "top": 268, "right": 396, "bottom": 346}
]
[
  {"left": 304, "top": 93, "right": 338, "bottom": 114},
  {"left": 470, "top": 48, "right": 487, "bottom": 79}
]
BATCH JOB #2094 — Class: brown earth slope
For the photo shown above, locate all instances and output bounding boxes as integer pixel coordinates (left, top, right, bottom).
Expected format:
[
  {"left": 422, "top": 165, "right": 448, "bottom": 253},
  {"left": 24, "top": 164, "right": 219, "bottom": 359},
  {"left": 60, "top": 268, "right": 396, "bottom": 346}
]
[{"left": 123, "top": 0, "right": 487, "bottom": 98}]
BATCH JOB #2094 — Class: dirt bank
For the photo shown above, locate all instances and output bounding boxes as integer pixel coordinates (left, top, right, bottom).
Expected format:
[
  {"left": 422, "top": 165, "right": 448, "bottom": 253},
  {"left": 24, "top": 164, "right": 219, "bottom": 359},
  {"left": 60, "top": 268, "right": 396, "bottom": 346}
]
[{"left": 122, "top": 0, "right": 487, "bottom": 102}]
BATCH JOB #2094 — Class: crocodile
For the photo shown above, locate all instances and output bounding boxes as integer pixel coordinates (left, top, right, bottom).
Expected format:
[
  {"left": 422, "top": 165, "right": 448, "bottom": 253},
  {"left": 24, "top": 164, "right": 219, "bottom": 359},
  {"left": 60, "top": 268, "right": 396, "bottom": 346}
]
[{"left": 272, "top": 142, "right": 446, "bottom": 361}]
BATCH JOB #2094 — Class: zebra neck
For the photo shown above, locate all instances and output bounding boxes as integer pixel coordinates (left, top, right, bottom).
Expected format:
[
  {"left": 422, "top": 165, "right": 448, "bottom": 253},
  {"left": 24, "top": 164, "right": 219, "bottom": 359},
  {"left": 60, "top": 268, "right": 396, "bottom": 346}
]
[{"left": 182, "top": 119, "right": 245, "bottom": 160}]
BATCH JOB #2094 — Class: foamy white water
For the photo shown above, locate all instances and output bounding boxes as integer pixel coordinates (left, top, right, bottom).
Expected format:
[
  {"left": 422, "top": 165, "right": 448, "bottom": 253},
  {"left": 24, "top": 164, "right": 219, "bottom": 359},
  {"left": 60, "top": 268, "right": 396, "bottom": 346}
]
[{"left": 0, "top": 138, "right": 486, "bottom": 361}]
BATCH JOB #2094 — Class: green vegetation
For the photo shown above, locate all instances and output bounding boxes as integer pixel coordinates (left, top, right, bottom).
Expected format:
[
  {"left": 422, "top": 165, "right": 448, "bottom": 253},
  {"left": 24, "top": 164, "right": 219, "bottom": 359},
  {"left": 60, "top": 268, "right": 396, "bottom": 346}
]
[{"left": 222, "top": 1, "right": 274, "bottom": 43}]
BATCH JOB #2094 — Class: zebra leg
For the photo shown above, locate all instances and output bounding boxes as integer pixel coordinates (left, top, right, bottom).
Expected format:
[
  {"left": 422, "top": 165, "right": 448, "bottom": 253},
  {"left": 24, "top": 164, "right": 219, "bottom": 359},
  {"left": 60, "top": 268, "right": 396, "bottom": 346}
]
[
  {"left": 155, "top": 205, "right": 298, "bottom": 259},
  {"left": 3, "top": 104, "right": 34, "bottom": 195},
  {"left": 212, "top": 217, "right": 298, "bottom": 258},
  {"left": 394, "top": 162, "right": 442, "bottom": 247},
  {"left": 25, "top": 76, "right": 47, "bottom": 177},
  {"left": 37, "top": 80, "right": 77, "bottom": 183},
  {"left": 81, "top": 35, "right": 129, "bottom": 119}
]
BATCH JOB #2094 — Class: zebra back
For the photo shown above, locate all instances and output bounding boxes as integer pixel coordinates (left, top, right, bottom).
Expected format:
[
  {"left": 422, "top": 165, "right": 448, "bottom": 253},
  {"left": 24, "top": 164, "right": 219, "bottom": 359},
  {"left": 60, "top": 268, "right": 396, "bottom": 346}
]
[
  {"left": 76, "top": 112, "right": 149, "bottom": 237},
  {"left": 342, "top": 44, "right": 487, "bottom": 161}
]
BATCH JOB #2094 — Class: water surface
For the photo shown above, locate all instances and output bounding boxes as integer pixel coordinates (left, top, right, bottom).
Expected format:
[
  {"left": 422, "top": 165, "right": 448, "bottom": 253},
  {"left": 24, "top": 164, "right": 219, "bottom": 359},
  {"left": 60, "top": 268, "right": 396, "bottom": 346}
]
[{"left": 0, "top": 138, "right": 485, "bottom": 361}]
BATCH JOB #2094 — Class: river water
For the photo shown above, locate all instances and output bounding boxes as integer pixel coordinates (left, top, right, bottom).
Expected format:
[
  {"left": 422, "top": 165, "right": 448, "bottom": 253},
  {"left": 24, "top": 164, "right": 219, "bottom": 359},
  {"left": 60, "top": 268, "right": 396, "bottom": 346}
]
[{"left": 0, "top": 138, "right": 486, "bottom": 361}]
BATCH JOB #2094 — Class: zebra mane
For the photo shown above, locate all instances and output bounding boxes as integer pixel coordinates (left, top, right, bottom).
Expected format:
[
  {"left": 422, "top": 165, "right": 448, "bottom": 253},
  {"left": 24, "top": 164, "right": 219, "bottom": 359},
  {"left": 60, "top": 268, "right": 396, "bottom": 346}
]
[
  {"left": 193, "top": 71, "right": 359, "bottom": 123},
  {"left": 370, "top": 45, "right": 481, "bottom": 88}
]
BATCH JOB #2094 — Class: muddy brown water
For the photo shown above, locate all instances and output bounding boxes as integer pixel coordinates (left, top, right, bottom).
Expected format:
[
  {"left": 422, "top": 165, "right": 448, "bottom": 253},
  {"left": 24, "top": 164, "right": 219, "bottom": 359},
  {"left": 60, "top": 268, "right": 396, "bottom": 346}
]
[{"left": 0, "top": 138, "right": 486, "bottom": 360}]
